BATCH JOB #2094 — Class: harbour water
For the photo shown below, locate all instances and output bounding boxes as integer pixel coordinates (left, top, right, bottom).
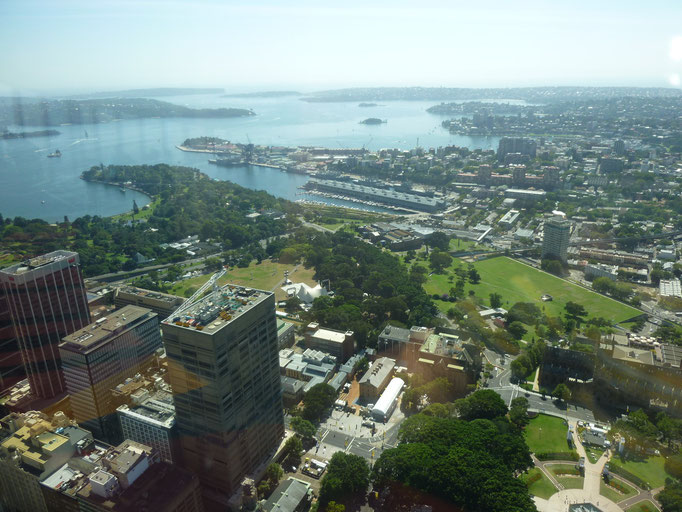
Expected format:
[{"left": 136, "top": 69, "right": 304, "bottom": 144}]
[{"left": 0, "top": 94, "right": 504, "bottom": 222}]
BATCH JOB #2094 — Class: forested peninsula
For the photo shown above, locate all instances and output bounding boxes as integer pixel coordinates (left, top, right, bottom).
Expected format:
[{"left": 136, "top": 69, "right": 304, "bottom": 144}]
[
  {"left": 0, "top": 164, "right": 297, "bottom": 276},
  {"left": 0, "top": 98, "right": 254, "bottom": 126}
]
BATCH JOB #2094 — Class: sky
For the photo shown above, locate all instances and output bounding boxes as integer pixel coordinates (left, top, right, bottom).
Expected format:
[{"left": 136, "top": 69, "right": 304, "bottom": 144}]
[{"left": 1, "top": 0, "right": 681, "bottom": 95}]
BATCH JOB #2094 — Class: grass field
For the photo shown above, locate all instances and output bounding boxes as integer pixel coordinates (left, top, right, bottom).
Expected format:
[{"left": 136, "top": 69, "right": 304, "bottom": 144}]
[
  {"left": 547, "top": 463, "right": 584, "bottom": 489},
  {"left": 610, "top": 455, "right": 670, "bottom": 489},
  {"left": 520, "top": 468, "right": 557, "bottom": 499},
  {"left": 626, "top": 500, "right": 660, "bottom": 512},
  {"left": 524, "top": 414, "right": 572, "bottom": 455},
  {"left": 169, "top": 259, "right": 317, "bottom": 298},
  {"left": 600, "top": 478, "right": 638, "bottom": 503},
  {"left": 425, "top": 256, "right": 641, "bottom": 323},
  {"left": 449, "top": 238, "right": 490, "bottom": 253},
  {"left": 555, "top": 475, "right": 585, "bottom": 489}
]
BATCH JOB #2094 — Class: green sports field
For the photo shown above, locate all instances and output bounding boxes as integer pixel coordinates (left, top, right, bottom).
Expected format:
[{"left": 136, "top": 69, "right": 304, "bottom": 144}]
[
  {"left": 426, "top": 256, "right": 641, "bottom": 323},
  {"left": 524, "top": 414, "right": 572, "bottom": 455}
]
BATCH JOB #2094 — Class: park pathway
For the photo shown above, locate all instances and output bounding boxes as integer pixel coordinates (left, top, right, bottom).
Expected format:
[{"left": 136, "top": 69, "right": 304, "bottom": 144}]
[
  {"left": 533, "top": 421, "right": 621, "bottom": 512},
  {"left": 532, "top": 366, "right": 541, "bottom": 392}
]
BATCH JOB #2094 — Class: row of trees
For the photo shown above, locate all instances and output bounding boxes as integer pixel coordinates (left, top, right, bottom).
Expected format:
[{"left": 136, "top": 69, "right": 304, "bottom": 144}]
[
  {"left": 510, "top": 340, "right": 547, "bottom": 382},
  {"left": 612, "top": 409, "right": 682, "bottom": 453},
  {"left": 592, "top": 276, "right": 635, "bottom": 303}
]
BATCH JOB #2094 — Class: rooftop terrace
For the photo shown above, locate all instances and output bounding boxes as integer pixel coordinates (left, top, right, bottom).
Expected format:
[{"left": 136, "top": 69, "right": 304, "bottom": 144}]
[{"left": 163, "top": 284, "right": 272, "bottom": 334}]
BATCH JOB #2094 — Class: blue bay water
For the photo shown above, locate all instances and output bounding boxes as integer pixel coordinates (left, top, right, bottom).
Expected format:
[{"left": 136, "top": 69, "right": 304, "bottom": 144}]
[{"left": 0, "top": 94, "right": 502, "bottom": 222}]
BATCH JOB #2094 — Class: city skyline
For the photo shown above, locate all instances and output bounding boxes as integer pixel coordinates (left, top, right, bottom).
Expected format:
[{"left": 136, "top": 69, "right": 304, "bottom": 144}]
[{"left": 1, "top": 0, "right": 681, "bottom": 95}]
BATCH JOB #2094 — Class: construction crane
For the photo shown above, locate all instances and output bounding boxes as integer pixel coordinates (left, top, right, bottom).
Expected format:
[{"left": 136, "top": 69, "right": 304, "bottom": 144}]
[{"left": 164, "top": 268, "right": 226, "bottom": 322}]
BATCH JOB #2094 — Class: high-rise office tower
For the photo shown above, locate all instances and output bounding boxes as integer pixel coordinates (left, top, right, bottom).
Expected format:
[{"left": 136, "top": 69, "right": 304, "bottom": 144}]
[
  {"left": 59, "top": 305, "right": 162, "bottom": 443},
  {"left": 542, "top": 212, "right": 571, "bottom": 263},
  {"left": 0, "top": 251, "right": 91, "bottom": 399},
  {"left": 161, "top": 285, "right": 283, "bottom": 497},
  {"left": 0, "top": 290, "right": 24, "bottom": 392}
]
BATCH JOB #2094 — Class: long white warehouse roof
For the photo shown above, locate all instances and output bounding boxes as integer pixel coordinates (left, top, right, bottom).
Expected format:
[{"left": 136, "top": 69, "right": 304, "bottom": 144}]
[{"left": 372, "top": 377, "right": 404, "bottom": 418}]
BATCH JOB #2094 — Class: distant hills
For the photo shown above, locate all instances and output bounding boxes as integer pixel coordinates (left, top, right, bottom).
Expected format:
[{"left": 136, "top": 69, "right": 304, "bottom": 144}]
[
  {"left": 300, "top": 86, "right": 682, "bottom": 103},
  {"left": 67, "top": 87, "right": 224, "bottom": 99},
  {"left": 0, "top": 98, "right": 253, "bottom": 127},
  {"left": 222, "top": 91, "right": 301, "bottom": 98}
]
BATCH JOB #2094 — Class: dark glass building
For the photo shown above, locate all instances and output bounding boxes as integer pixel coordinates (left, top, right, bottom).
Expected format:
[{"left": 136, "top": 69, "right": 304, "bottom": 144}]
[{"left": 0, "top": 251, "right": 91, "bottom": 399}]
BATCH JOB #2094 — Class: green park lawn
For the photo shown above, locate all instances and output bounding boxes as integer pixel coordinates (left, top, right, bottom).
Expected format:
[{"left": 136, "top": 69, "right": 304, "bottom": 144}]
[
  {"left": 556, "top": 475, "right": 585, "bottom": 489},
  {"left": 524, "top": 414, "right": 572, "bottom": 455},
  {"left": 520, "top": 468, "right": 557, "bottom": 500},
  {"left": 610, "top": 455, "right": 670, "bottom": 489},
  {"left": 425, "top": 256, "right": 641, "bottom": 323},
  {"left": 600, "top": 478, "right": 638, "bottom": 503},
  {"left": 169, "top": 259, "right": 317, "bottom": 298},
  {"left": 448, "top": 238, "right": 490, "bottom": 253},
  {"left": 626, "top": 500, "right": 660, "bottom": 512},
  {"left": 547, "top": 463, "right": 584, "bottom": 489}
]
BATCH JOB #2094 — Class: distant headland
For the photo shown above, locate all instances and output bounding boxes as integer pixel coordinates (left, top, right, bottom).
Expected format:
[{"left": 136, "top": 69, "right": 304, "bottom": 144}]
[
  {"left": 66, "top": 88, "right": 225, "bottom": 99},
  {"left": 222, "top": 91, "right": 301, "bottom": 98},
  {"left": 0, "top": 98, "right": 254, "bottom": 127}
]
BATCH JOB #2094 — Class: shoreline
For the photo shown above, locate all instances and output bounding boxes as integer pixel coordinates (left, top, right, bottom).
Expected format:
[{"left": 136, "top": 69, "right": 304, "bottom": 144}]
[
  {"left": 175, "top": 145, "right": 219, "bottom": 154},
  {"left": 79, "top": 176, "right": 153, "bottom": 210}
]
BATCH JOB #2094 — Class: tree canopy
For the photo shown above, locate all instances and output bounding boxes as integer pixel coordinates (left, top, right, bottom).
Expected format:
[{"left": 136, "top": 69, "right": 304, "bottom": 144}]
[
  {"left": 302, "top": 383, "right": 336, "bottom": 423},
  {"left": 373, "top": 413, "right": 535, "bottom": 512},
  {"left": 319, "top": 452, "right": 371, "bottom": 505},
  {"left": 454, "top": 389, "right": 508, "bottom": 421}
]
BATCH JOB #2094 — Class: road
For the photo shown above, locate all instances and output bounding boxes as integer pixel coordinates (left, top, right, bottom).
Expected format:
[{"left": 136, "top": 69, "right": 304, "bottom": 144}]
[{"left": 484, "top": 348, "right": 597, "bottom": 423}]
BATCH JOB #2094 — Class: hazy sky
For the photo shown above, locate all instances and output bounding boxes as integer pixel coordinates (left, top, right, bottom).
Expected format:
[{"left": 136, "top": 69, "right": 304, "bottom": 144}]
[{"left": 1, "top": 0, "right": 681, "bottom": 95}]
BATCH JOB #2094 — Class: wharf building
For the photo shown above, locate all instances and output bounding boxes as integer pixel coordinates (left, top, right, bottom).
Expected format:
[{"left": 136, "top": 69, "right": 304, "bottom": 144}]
[
  {"left": 542, "top": 212, "right": 571, "bottom": 264},
  {"left": 304, "top": 178, "right": 444, "bottom": 212},
  {"left": 59, "top": 305, "right": 162, "bottom": 444},
  {"left": 161, "top": 284, "right": 284, "bottom": 498},
  {"left": 0, "top": 251, "right": 91, "bottom": 399}
]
